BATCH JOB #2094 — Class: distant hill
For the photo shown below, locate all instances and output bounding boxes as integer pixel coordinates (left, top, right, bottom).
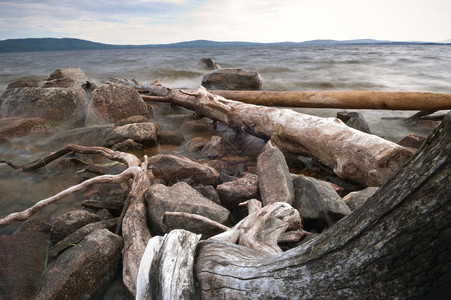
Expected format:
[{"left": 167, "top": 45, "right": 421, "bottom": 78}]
[{"left": 0, "top": 37, "right": 447, "bottom": 53}]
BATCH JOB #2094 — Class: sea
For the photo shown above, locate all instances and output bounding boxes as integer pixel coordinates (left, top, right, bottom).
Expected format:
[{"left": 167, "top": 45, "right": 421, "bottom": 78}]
[{"left": 0, "top": 44, "right": 450, "bottom": 298}]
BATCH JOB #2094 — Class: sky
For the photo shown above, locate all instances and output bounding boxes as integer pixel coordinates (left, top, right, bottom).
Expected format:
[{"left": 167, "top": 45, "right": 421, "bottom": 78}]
[{"left": 0, "top": 0, "right": 450, "bottom": 44}]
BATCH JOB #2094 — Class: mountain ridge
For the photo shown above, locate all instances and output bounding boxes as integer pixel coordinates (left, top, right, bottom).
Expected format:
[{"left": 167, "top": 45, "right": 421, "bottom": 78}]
[{"left": 0, "top": 37, "right": 448, "bottom": 53}]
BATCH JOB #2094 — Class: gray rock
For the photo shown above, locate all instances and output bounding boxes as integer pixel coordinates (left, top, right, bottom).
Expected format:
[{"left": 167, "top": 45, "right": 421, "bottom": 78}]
[
  {"left": 337, "top": 111, "right": 371, "bottom": 134},
  {"left": 257, "top": 143, "right": 294, "bottom": 206},
  {"left": 217, "top": 173, "right": 259, "bottom": 209},
  {"left": 49, "top": 125, "right": 114, "bottom": 147},
  {"left": 50, "top": 209, "right": 101, "bottom": 243},
  {"left": 47, "top": 67, "right": 89, "bottom": 85},
  {"left": 197, "top": 57, "right": 221, "bottom": 70},
  {"left": 201, "top": 68, "right": 263, "bottom": 90},
  {"left": 293, "top": 175, "right": 351, "bottom": 232},
  {"left": 397, "top": 134, "right": 426, "bottom": 149},
  {"left": 185, "top": 137, "right": 209, "bottom": 152},
  {"left": 111, "top": 138, "right": 144, "bottom": 151},
  {"left": 85, "top": 84, "right": 150, "bottom": 125},
  {"left": 115, "top": 115, "right": 149, "bottom": 126},
  {"left": 342, "top": 187, "right": 379, "bottom": 211},
  {"left": 36, "top": 229, "right": 123, "bottom": 300},
  {"left": 157, "top": 130, "right": 185, "bottom": 145},
  {"left": 151, "top": 154, "right": 219, "bottom": 185},
  {"left": 146, "top": 182, "right": 230, "bottom": 237},
  {"left": 194, "top": 185, "right": 221, "bottom": 205},
  {"left": 201, "top": 135, "right": 227, "bottom": 159},
  {"left": 105, "top": 122, "right": 158, "bottom": 147},
  {"left": 0, "top": 117, "right": 56, "bottom": 139}
]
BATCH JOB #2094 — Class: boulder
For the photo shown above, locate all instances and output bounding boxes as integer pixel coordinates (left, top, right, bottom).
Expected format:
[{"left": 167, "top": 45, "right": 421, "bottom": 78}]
[
  {"left": 292, "top": 175, "right": 351, "bottom": 232},
  {"left": 336, "top": 111, "right": 371, "bottom": 134},
  {"left": 111, "top": 138, "right": 144, "bottom": 151},
  {"left": 185, "top": 137, "right": 209, "bottom": 152},
  {"left": 0, "top": 220, "right": 50, "bottom": 299},
  {"left": 0, "top": 117, "right": 56, "bottom": 139},
  {"left": 257, "top": 142, "right": 294, "bottom": 206},
  {"left": 201, "top": 135, "right": 228, "bottom": 159},
  {"left": 197, "top": 58, "right": 221, "bottom": 70},
  {"left": 115, "top": 115, "right": 149, "bottom": 126},
  {"left": 397, "top": 134, "right": 426, "bottom": 149},
  {"left": 47, "top": 67, "right": 88, "bottom": 85},
  {"left": 216, "top": 173, "right": 259, "bottom": 209},
  {"left": 50, "top": 209, "right": 101, "bottom": 243},
  {"left": 48, "top": 125, "right": 114, "bottom": 147},
  {"left": 194, "top": 185, "right": 221, "bottom": 205},
  {"left": 151, "top": 154, "right": 219, "bottom": 185},
  {"left": 342, "top": 186, "right": 379, "bottom": 211},
  {"left": 36, "top": 229, "right": 123, "bottom": 300},
  {"left": 85, "top": 84, "right": 150, "bottom": 125},
  {"left": 201, "top": 68, "right": 263, "bottom": 90},
  {"left": 104, "top": 122, "right": 158, "bottom": 147},
  {"left": 145, "top": 182, "right": 230, "bottom": 237},
  {"left": 157, "top": 130, "right": 185, "bottom": 145}
]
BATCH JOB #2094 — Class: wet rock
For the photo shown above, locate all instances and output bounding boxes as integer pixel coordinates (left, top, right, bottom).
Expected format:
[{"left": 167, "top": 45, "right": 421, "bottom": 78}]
[
  {"left": 0, "top": 117, "right": 56, "bottom": 139},
  {"left": 194, "top": 185, "right": 221, "bottom": 205},
  {"left": 158, "top": 130, "right": 185, "bottom": 145},
  {"left": 146, "top": 182, "right": 230, "bottom": 237},
  {"left": 6, "top": 78, "right": 41, "bottom": 89},
  {"left": 397, "top": 134, "right": 426, "bottom": 149},
  {"left": 49, "top": 125, "right": 114, "bottom": 147},
  {"left": 36, "top": 229, "right": 123, "bottom": 300},
  {"left": 50, "top": 209, "right": 101, "bottom": 243},
  {"left": 85, "top": 84, "right": 150, "bottom": 126},
  {"left": 342, "top": 186, "right": 379, "bottom": 211},
  {"left": 202, "top": 68, "right": 263, "bottom": 90},
  {"left": 293, "top": 175, "right": 351, "bottom": 232},
  {"left": 197, "top": 57, "right": 221, "bottom": 70},
  {"left": 0, "top": 221, "right": 49, "bottom": 299},
  {"left": 105, "top": 122, "right": 158, "bottom": 147},
  {"left": 81, "top": 199, "right": 125, "bottom": 214},
  {"left": 185, "top": 137, "right": 209, "bottom": 152},
  {"left": 111, "top": 138, "right": 144, "bottom": 151},
  {"left": 257, "top": 142, "right": 294, "bottom": 206},
  {"left": 337, "top": 111, "right": 371, "bottom": 133},
  {"left": 115, "top": 115, "right": 149, "bottom": 126},
  {"left": 47, "top": 67, "right": 89, "bottom": 85},
  {"left": 201, "top": 135, "right": 227, "bottom": 159},
  {"left": 217, "top": 173, "right": 259, "bottom": 209},
  {"left": 50, "top": 218, "right": 118, "bottom": 257},
  {"left": 151, "top": 154, "right": 219, "bottom": 185}
]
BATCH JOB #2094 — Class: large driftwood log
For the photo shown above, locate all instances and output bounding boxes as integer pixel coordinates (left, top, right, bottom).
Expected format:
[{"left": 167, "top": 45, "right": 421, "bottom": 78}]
[
  {"left": 195, "top": 113, "right": 451, "bottom": 299},
  {"left": 110, "top": 79, "right": 414, "bottom": 186},
  {"left": 209, "top": 90, "right": 451, "bottom": 110}
]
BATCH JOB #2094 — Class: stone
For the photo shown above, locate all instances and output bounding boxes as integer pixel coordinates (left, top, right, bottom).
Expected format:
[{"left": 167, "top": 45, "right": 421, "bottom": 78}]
[
  {"left": 50, "top": 209, "right": 101, "bottom": 243},
  {"left": 201, "top": 68, "right": 263, "bottom": 90},
  {"left": 216, "top": 173, "right": 259, "bottom": 209},
  {"left": 194, "top": 185, "right": 221, "bottom": 205},
  {"left": 185, "top": 137, "right": 209, "bottom": 152},
  {"left": 47, "top": 67, "right": 89, "bottom": 85},
  {"left": 257, "top": 142, "right": 294, "bottom": 206},
  {"left": 36, "top": 229, "right": 123, "bottom": 300},
  {"left": 81, "top": 199, "right": 125, "bottom": 214},
  {"left": 397, "top": 134, "right": 426, "bottom": 149},
  {"left": 293, "top": 175, "right": 351, "bottom": 232},
  {"left": 105, "top": 122, "right": 158, "bottom": 147},
  {"left": 115, "top": 115, "right": 149, "bottom": 126},
  {"left": 342, "top": 187, "right": 379, "bottom": 211},
  {"left": 111, "top": 138, "right": 144, "bottom": 151},
  {"left": 197, "top": 58, "right": 221, "bottom": 70},
  {"left": 158, "top": 130, "right": 185, "bottom": 145},
  {"left": 201, "top": 135, "right": 228, "bottom": 159},
  {"left": 0, "top": 117, "right": 56, "bottom": 139},
  {"left": 6, "top": 78, "right": 41, "bottom": 89},
  {"left": 145, "top": 182, "right": 230, "bottom": 237},
  {"left": 48, "top": 125, "right": 114, "bottom": 147},
  {"left": 85, "top": 84, "right": 150, "bottom": 125},
  {"left": 337, "top": 111, "right": 371, "bottom": 134},
  {"left": 151, "top": 154, "right": 219, "bottom": 185}
]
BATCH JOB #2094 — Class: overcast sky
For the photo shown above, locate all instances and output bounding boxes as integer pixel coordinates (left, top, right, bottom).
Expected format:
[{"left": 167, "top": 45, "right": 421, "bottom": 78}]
[{"left": 0, "top": 0, "right": 450, "bottom": 44}]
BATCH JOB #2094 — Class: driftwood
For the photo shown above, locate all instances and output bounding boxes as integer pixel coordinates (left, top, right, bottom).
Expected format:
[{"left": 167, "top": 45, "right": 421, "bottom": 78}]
[
  {"left": 195, "top": 113, "right": 451, "bottom": 299},
  {"left": 209, "top": 90, "right": 451, "bottom": 110},
  {"left": 110, "top": 78, "right": 414, "bottom": 186}
]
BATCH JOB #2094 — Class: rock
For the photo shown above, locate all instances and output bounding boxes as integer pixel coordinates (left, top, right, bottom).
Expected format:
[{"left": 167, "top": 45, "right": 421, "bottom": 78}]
[
  {"left": 6, "top": 78, "right": 41, "bottom": 89},
  {"left": 342, "top": 187, "right": 379, "bottom": 211},
  {"left": 216, "top": 173, "right": 259, "bottom": 209},
  {"left": 397, "top": 134, "right": 426, "bottom": 149},
  {"left": 36, "top": 229, "right": 123, "bottom": 300},
  {"left": 197, "top": 58, "right": 221, "bottom": 70},
  {"left": 201, "top": 135, "right": 228, "bottom": 159},
  {"left": 201, "top": 68, "right": 263, "bottom": 90},
  {"left": 293, "top": 175, "right": 351, "bottom": 232},
  {"left": 185, "top": 137, "right": 209, "bottom": 152},
  {"left": 48, "top": 125, "right": 114, "bottom": 147},
  {"left": 105, "top": 122, "right": 158, "bottom": 147},
  {"left": 151, "top": 154, "right": 219, "bottom": 185},
  {"left": 115, "top": 115, "right": 149, "bottom": 126},
  {"left": 47, "top": 67, "right": 88, "bottom": 85},
  {"left": 50, "top": 218, "right": 118, "bottom": 257},
  {"left": 0, "top": 87, "right": 87, "bottom": 125},
  {"left": 158, "top": 130, "right": 185, "bottom": 145},
  {"left": 81, "top": 199, "right": 125, "bottom": 214},
  {"left": 336, "top": 111, "right": 371, "bottom": 133},
  {"left": 257, "top": 142, "right": 294, "bottom": 206},
  {"left": 0, "top": 117, "right": 56, "bottom": 139},
  {"left": 145, "top": 182, "right": 230, "bottom": 237},
  {"left": 50, "top": 209, "right": 101, "bottom": 243},
  {"left": 0, "top": 220, "right": 49, "bottom": 299},
  {"left": 194, "top": 185, "right": 221, "bottom": 205},
  {"left": 111, "top": 138, "right": 144, "bottom": 151},
  {"left": 85, "top": 84, "right": 150, "bottom": 125}
]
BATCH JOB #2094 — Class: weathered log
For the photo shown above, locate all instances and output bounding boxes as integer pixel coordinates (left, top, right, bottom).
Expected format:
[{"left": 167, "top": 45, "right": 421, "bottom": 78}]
[
  {"left": 210, "top": 90, "right": 451, "bottom": 110},
  {"left": 110, "top": 78, "right": 414, "bottom": 186},
  {"left": 194, "top": 112, "right": 451, "bottom": 299}
]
